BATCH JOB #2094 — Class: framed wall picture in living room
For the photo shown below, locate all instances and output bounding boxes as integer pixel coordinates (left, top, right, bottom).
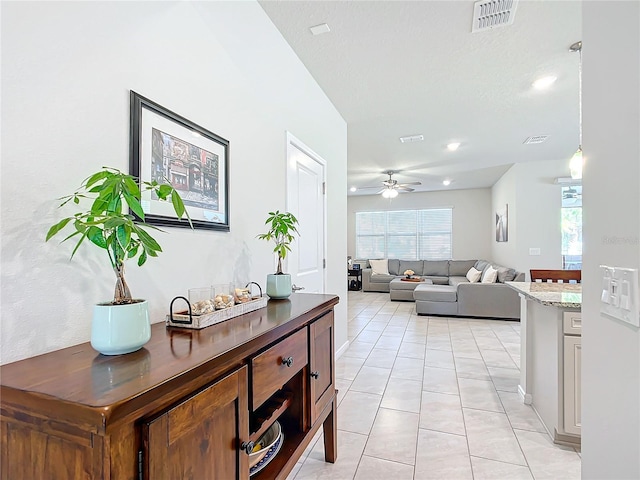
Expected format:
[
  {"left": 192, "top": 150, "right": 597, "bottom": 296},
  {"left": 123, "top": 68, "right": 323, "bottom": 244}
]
[
  {"left": 496, "top": 204, "right": 508, "bottom": 242},
  {"left": 129, "top": 91, "right": 230, "bottom": 231}
]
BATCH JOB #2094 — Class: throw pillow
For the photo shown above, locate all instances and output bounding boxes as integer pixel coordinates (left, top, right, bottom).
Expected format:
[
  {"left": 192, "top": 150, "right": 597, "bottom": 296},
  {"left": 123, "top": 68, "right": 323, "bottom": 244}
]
[
  {"left": 466, "top": 266, "right": 482, "bottom": 283},
  {"left": 481, "top": 265, "right": 498, "bottom": 283},
  {"left": 369, "top": 259, "right": 389, "bottom": 276}
]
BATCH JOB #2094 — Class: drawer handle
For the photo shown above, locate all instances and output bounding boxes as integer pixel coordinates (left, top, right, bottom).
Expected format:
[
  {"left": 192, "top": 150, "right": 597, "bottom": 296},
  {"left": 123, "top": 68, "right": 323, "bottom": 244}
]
[
  {"left": 240, "top": 441, "right": 255, "bottom": 455},
  {"left": 310, "top": 371, "right": 319, "bottom": 379},
  {"left": 282, "top": 356, "right": 294, "bottom": 368}
]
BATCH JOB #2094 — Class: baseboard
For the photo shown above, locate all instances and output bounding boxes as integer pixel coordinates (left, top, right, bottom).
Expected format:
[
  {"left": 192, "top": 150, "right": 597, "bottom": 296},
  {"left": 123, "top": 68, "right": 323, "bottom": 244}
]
[
  {"left": 335, "top": 340, "right": 349, "bottom": 359},
  {"left": 518, "top": 384, "right": 532, "bottom": 405},
  {"left": 554, "top": 428, "right": 581, "bottom": 448}
]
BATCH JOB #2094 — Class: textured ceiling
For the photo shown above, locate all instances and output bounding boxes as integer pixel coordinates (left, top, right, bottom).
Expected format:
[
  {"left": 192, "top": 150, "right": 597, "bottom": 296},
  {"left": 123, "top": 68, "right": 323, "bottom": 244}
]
[{"left": 259, "top": 0, "right": 582, "bottom": 195}]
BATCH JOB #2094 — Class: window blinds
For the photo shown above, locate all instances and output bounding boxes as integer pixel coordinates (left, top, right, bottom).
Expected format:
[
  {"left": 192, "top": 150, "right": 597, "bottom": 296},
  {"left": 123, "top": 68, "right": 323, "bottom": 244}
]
[{"left": 356, "top": 208, "right": 452, "bottom": 260}]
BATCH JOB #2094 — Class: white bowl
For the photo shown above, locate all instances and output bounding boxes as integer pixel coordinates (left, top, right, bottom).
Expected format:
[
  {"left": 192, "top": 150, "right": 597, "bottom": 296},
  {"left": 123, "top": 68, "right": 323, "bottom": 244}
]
[{"left": 249, "top": 421, "right": 282, "bottom": 468}]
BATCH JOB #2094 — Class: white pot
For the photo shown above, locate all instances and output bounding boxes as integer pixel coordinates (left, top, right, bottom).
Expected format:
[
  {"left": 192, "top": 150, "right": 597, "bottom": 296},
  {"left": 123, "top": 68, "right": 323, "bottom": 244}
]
[
  {"left": 266, "top": 273, "right": 292, "bottom": 299},
  {"left": 91, "top": 300, "right": 151, "bottom": 355}
]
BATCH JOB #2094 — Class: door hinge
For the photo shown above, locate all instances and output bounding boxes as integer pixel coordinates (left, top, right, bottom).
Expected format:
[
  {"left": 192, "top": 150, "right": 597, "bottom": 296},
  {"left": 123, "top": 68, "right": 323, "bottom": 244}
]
[
  {"left": 323, "top": 258, "right": 326, "bottom": 269},
  {"left": 322, "top": 182, "right": 326, "bottom": 194},
  {"left": 138, "top": 450, "right": 143, "bottom": 480}
]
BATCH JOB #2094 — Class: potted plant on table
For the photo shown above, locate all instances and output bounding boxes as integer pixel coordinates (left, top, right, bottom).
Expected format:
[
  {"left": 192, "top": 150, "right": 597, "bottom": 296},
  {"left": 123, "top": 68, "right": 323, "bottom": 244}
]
[
  {"left": 46, "top": 167, "right": 191, "bottom": 355},
  {"left": 257, "top": 210, "right": 299, "bottom": 299}
]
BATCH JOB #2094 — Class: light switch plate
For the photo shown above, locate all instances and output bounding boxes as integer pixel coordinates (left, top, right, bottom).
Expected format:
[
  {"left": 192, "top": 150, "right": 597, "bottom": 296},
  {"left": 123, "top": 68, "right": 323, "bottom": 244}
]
[
  {"left": 529, "top": 248, "right": 541, "bottom": 256},
  {"left": 600, "top": 265, "right": 640, "bottom": 327}
]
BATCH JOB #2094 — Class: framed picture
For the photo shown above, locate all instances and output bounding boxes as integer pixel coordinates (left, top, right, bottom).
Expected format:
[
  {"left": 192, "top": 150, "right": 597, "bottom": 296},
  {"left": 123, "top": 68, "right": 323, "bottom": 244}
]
[
  {"left": 130, "top": 91, "right": 230, "bottom": 231},
  {"left": 496, "top": 204, "right": 508, "bottom": 242}
]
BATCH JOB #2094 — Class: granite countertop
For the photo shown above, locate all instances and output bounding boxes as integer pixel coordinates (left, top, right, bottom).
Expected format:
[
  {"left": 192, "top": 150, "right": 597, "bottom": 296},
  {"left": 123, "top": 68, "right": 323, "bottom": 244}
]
[{"left": 506, "top": 281, "right": 581, "bottom": 309}]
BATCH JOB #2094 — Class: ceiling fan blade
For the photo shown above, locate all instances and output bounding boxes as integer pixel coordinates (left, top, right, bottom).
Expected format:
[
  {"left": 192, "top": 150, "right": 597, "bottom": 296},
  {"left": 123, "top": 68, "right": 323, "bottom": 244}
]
[
  {"left": 397, "top": 186, "right": 415, "bottom": 192},
  {"left": 358, "top": 185, "right": 384, "bottom": 189},
  {"left": 398, "top": 181, "right": 421, "bottom": 186}
]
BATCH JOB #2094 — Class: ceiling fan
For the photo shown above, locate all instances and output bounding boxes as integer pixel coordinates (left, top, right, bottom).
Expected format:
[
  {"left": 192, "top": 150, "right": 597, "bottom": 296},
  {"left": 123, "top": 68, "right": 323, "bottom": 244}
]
[{"left": 359, "top": 171, "right": 421, "bottom": 197}]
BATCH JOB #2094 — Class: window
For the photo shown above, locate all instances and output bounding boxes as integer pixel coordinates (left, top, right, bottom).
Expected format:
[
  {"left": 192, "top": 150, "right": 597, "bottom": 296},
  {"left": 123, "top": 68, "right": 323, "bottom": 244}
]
[
  {"left": 356, "top": 208, "right": 452, "bottom": 260},
  {"left": 561, "top": 185, "right": 582, "bottom": 269}
]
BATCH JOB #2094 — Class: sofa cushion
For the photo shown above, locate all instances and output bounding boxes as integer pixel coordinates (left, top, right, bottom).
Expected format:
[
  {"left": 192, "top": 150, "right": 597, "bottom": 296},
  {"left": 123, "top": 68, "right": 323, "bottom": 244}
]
[
  {"left": 427, "top": 276, "right": 450, "bottom": 285},
  {"left": 466, "top": 267, "right": 482, "bottom": 283},
  {"left": 370, "top": 259, "right": 389, "bottom": 275},
  {"left": 495, "top": 265, "right": 517, "bottom": 283},
  {"left": 399, "top": 260, "right": 424, "bottom": 276},
  {"left": 449, "top": 276, "right": 470, "bottom": 287},
  {"left": 449, "top": 260, "right": 477, "bottom": 277},
  {"left": 369, "top": 273, "right": 396, "bottom": 283},
  {"left": 481, "top": 265, "right": 498, "bottom": 283},
  {"left": 387, "top": 259, "right": 400, "bottom": 275},
  {"left": 474, "top": 260, "right": 490, "bottom": 274},
  {"left": 423, "top": 260, "right": 449, "bottom": 276},
  {"left": 413, "top": 284, "right": 457, "bottom": 302}
]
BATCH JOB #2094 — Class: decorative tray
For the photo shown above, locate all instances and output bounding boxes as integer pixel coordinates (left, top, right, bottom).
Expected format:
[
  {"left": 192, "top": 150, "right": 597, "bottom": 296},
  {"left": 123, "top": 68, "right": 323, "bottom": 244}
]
[{"left": 166, "top": 295, "right": 268, "bottom": 330}]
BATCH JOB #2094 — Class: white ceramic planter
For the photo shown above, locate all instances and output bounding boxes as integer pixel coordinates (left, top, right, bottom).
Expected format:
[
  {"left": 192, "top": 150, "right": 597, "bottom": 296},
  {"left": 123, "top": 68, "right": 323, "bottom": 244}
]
[
  {"left": 266, "top": 274, "right": 292, "bottom": 299},
  {"left": 91, "top": 300, "right": 151, "bottom": 355}
]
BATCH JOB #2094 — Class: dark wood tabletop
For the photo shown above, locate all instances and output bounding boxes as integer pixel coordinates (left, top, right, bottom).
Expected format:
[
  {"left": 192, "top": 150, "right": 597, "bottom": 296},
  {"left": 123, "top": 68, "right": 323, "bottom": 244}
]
[{"left": 0, "top": 293, "right": 339, "bottom": 429}]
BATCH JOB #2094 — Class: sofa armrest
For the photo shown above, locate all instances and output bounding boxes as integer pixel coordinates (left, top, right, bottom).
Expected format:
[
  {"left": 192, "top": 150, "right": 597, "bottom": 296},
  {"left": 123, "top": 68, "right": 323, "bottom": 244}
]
[
  {"left": 456, "top": 283, "right": 520, "bottom": 319},
  {"left": 362, "top": 268, "right": 373, "bottom": 291}
]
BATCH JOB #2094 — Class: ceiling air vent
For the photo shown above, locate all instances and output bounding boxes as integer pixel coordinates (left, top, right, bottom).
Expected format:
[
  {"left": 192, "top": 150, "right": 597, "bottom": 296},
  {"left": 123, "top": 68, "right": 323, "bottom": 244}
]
[
  {"left": 523, "top": 135, "right": 549, "bottom": 145},
  {"left": 399, "top": 134, "right": 424, "bottom": 143},
  {"left": 472, "top": 0, "right": 519, "bottom": 33}
]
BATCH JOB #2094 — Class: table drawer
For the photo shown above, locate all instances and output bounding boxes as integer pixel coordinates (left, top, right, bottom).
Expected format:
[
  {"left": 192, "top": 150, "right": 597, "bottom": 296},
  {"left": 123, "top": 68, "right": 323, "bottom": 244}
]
[
  {"left": 251, "top": 327, "right": 308, "bottom": 409},
  {"left": 563, "top": 311, "right": 582, "bottom": 335}
]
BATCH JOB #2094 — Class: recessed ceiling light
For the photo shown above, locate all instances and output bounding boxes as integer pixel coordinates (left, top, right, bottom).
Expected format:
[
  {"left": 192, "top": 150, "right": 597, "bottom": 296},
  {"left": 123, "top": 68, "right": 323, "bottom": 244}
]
[
  {"left": 443, "top": 180, "right": 451, "bottom": 186},
  {"left": 447, "top": 142, "right": 460, "bottom": 151},
  {"left": 350, "top": 186, "right": 357, "bottom": 192},
  {"left": 310, "top": 23, "right": 331, "bottom": 36},
  {"left": 532, "top": 75, "right": 557, "bottom": 90},
  {"left": 399, "top": 134, "right": 424, "bottom": 143}
]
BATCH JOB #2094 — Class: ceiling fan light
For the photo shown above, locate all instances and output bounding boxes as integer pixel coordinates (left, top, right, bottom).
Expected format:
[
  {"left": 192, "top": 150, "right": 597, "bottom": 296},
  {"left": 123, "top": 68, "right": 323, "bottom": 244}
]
[
  {"left": 570, "top": 146, "right": 583, "bottom": 179},
  {"left": 381, "top": 188, "right": 398, "bottom": 198}
]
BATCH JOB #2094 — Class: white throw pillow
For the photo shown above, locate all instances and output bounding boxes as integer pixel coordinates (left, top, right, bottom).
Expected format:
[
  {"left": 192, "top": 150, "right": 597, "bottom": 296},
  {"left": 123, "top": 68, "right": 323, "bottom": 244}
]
[
  {"left": 369, "top": 259, "right": 389, "bottom": 276},
  {"left": 466, "top": 266, "right": 482, "bottom": 283},
  {"left": 481, "top": 265, "right": 498, "bottom": 283}
]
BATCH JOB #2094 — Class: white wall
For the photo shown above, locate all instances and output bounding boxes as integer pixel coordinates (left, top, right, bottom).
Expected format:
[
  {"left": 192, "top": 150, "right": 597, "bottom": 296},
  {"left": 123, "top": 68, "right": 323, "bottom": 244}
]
[
  {"left": 582, "top": 2, "right": 640, "bottom": 478},
  {"left": 492, "top": 160, "right": 568, "bottom": 277},
  {"left": 347, "top": 188, "right": 492, "bottom": 261},
  {"left": 0, "top": 1, "right": 348, "bottom": 364}
]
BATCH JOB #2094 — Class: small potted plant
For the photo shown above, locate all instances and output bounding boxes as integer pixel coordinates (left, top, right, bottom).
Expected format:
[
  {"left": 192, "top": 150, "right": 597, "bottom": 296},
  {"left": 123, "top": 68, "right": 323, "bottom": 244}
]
[
  {"left": 46, "top": 167, "right": 191, "bottom": 355},
  {"left": 257, "top": 210, "right": 299, "bottom": 299}
]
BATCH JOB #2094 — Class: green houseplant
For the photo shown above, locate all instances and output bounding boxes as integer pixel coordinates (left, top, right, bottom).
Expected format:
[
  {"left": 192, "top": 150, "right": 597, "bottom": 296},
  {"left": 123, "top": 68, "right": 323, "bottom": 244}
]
[
  {"left": 257, "top": 210, "right": 299, "bottom": 299},
  {"left": 47, "top": 166, "right": 191, "bottom": 354}
]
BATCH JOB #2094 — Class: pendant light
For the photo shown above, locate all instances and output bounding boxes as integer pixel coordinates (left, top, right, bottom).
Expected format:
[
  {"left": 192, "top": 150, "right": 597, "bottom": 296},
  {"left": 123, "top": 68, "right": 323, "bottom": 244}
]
[{"left": 569, "top": 41, "right": 583, "bottom": 179}]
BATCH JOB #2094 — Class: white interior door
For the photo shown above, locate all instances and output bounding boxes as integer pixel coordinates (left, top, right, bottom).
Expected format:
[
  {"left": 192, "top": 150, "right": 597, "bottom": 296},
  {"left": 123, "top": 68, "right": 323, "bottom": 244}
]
[{"left": 286, "top": 132, "right": 326, "bottom": 293}]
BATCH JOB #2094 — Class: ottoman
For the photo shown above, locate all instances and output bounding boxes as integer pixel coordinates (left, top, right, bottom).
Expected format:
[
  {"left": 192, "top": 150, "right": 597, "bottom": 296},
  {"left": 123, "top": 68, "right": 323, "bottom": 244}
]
[
  {"left": 389, "top": 278, "right": 433, "bottom": 301},
  {"left": 413, "top": 284, "right": 458, "bottom": 315}
]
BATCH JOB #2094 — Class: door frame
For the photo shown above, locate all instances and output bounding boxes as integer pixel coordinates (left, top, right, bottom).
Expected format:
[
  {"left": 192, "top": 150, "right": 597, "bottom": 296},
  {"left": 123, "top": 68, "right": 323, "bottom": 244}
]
[{"left": 286, "top": 131, "right": 327, "bottom": 293}]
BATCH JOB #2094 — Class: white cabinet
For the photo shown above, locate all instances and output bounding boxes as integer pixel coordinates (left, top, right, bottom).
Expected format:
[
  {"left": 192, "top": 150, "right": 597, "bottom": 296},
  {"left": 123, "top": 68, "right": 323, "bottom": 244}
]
[
  {"left": 563, "top": 334, "right": 582, "bottom": 435},
  {"left": 563, "top": 311, "right": 581, "bottom": 436}
]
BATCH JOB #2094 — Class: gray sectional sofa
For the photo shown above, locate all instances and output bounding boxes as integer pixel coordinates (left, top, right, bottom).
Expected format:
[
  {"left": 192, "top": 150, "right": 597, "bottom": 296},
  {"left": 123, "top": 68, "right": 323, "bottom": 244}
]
[{"left": 357, "top": 259, "right": 524, "bottom": 319}]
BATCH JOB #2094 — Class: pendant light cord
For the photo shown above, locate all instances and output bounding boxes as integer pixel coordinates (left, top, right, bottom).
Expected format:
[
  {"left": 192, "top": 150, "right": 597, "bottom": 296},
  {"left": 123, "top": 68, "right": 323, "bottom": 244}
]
[{"left": 571, "top": 41, "right": 583, "bottom": 149}]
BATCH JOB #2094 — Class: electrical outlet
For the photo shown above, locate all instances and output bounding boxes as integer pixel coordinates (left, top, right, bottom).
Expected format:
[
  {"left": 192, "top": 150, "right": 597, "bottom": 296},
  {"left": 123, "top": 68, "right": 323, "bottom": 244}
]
[{"left": 529, "top": 248, "right": 541, "bottom": 256}]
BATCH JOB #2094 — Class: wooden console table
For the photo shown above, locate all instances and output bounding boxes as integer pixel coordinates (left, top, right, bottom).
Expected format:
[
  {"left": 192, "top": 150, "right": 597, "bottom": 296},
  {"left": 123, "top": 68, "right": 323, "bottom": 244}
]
[{"left": 0, "top": 293, "right": 339, "bottom": 479}]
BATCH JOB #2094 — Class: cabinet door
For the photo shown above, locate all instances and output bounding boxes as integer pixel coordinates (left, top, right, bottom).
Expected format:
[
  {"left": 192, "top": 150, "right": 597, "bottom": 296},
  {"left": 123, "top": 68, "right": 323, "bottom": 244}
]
[
  {"left": 563, "top": 335, "right": 582, "bottom": 435},
  {"left": 309, "top": 311, "right": 335, "bottom": 424},
  {"left": 144, "top": 366, "right": 249, "bottom": 480}
]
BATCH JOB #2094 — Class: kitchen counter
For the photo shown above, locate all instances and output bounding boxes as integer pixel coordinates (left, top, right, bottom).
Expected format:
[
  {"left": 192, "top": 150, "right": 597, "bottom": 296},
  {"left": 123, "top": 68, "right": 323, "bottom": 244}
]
[
  {"left": 506, "top": 281, "right": 582, "bottom": 446},
  {"left": 506, "top": 281, "right": 581, "bottom": 308}
]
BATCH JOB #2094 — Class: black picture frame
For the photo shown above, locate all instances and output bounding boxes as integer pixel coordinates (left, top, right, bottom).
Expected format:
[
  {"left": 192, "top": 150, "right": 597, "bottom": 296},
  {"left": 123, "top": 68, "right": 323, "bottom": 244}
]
[
  {"left": 352, "top": 264, "right": 361, "bottom": 270},
  {"left": 130, "top": 91, "right": 230, "bottom": 231}
]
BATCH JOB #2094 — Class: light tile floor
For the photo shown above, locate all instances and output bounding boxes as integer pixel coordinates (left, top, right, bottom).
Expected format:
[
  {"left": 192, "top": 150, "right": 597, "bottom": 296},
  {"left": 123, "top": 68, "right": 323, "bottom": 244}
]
[{"left": 287, "top": 290, "right": 581, "bottom": 480}]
